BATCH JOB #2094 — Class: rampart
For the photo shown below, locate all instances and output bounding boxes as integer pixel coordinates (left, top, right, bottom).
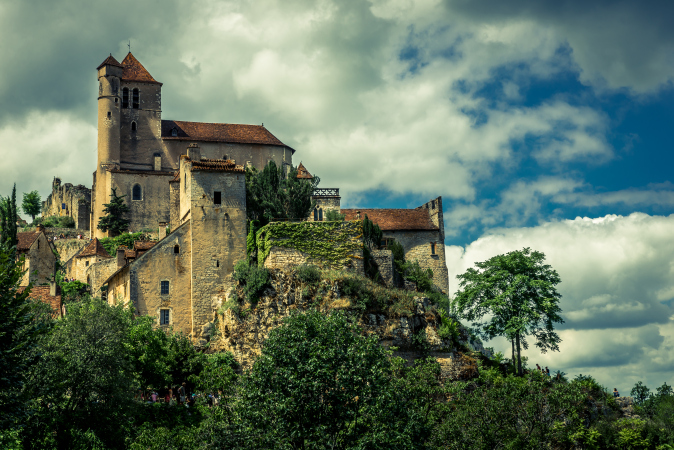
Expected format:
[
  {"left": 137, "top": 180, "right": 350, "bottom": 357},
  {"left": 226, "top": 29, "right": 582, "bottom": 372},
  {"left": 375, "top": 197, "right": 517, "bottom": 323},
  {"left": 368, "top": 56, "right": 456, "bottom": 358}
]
[{"left": 42, "top": 178, "right": 91, "bottom": 230}]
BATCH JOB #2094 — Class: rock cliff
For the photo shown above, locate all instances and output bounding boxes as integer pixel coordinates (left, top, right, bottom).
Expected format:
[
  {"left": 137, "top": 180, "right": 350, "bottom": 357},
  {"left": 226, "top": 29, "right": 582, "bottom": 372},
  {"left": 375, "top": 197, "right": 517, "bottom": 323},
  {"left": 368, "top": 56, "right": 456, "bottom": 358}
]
[{"left": 209, "top": 269, "right": 490, "bottom": 381}]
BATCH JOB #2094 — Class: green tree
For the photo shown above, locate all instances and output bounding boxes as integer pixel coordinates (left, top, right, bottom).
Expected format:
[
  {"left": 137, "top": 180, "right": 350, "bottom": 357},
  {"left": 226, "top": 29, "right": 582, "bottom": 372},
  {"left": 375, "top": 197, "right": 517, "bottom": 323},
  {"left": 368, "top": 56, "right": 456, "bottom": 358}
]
[
  {"left": 453, "top": 247, "right": 564, "bottom": 376},
  {"left": 0, "top": 184, "right": 18, "bottom": 248},
  {"left": 631, "top": 381, "right": 651, "bottom": 406},
  {"left": 21, "top": 190, "right": 41, "bottom": 222},
  {"left": 97, "top": 188, "right": 130, "bottom": 236},
  {"left": 362, "top": 214, "right": 382, "bottom": 250}
]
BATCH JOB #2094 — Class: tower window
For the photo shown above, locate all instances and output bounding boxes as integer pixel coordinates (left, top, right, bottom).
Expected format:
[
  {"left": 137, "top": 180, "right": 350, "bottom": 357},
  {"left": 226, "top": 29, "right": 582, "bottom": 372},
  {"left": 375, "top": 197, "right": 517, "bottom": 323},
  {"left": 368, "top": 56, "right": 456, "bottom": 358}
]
[
  {"left": 107, "top": 111, "right": 111, "bottom": 119},
  {"left": 174, "top": 245, "right": 179, "bottom": 254},
  {"left": 171, "top": 127, "right": 178, "bottom": 137},
  {"left": 132, "top": 184, "right": 142, "bottom": 200},
  {"left": 132, "top": 88, "right": 139, "bottom": 109},
  {"left": 214, "top": 191, "right": 221, "bottom": 205},
  {"left": 122, "top": 88, "right": 129, "bottom": 108},
  {"left": 160, "top": 309, "right": 170, "bottom": 325},
  {"left": 431, "top": 243, "right": 436, "bottom": 255},
  {"left": 131, "top": 121, "right": 137, "bottom": 131},
  {"left": 86, "top": 260, "right": 89, "bottom": 267},
  {"left": 160, "top": 280, "right": 170, "bottom": 295}
]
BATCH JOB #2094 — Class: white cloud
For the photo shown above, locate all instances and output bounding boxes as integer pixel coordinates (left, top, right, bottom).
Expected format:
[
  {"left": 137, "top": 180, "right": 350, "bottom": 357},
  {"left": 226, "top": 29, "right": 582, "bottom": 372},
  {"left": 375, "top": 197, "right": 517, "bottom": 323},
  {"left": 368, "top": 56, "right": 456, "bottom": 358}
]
[{"left": 446, "top": 212, "right": 674, "bottom": 391}]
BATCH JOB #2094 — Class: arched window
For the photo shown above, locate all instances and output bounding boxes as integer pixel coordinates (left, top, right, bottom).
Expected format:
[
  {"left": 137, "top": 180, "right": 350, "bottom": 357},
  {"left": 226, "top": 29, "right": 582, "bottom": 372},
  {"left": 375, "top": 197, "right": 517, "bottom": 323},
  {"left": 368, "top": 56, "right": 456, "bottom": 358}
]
[
  {"left": 430, "top": 242, "right": 436, "bottom": 255},
  {"left": 132, "top": 88, "right": 139, "bottom": 109},
  {"left": 174, "top": 245, "right": 179, "bottom": 254},
  {"left": 131, "top": 121, "right": 137, "bottom": 131},
  {"left": 171, "top": 127, "right": 178, "bottom": 137},
  {"left": 319, "top": 208, "right": 323, "bottom": 221},
  {"left": 132, "top": 184, "right": 142, "bottom": 200},
  {"left": 223, "top": 154, "right": 228, "bottom": 160},
  {"left": 122, "top": 88, "right": 129, "bottom": 108},
  {"left": 314, "top": 208, "right": 319, "bottom": 221}
]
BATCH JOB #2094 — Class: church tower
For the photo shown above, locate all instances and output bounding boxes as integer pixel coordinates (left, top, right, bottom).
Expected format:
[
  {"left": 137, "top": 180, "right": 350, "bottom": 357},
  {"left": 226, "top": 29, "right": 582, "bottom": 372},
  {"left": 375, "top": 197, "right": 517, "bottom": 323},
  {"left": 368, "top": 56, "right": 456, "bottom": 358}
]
[{"left": 96, "top": 55, "right": 123, "bottom": 169}]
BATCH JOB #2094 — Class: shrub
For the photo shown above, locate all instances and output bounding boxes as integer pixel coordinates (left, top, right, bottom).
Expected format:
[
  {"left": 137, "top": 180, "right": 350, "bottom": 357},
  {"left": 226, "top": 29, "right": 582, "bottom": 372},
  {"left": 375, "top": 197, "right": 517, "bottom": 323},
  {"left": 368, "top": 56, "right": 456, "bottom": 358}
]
[
  {"left": 99, "top": 232, "right": 146, "bottom": 256},
  {"left": 400, "top": 260, "right": 434, "bottom": 293},
  {"left": 233, "top": 260, "right": 269, "bottom": 303},
  {"left": 340, "top": 276, "right": 374, "bottom": 310},
  {"left": 296, "top": 264, "right": 321, "bottom": 284},
  {"left": 438, "top": 309, "right": 460, "bottom": 344},
  {"left": 325, "top": 209, "right": 345, "bottom": 221},
  {"left": 42, "top": 215, "right": 75, "bottom": 228}
]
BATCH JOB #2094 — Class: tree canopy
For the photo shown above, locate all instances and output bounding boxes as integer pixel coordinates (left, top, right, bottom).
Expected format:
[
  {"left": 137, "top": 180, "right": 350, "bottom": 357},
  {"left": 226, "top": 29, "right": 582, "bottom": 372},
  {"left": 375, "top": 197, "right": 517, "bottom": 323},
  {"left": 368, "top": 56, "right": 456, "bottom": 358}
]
[
  {"left": 0, "top": 184, "right": 18, "bottom": 248},
  {"left": 21, "top": 190, "right": 41, "bottom": 222},
  {"left": 453, "top": 247, "right": 564, "bottom": 375},
  {"left": 97, "top": 188, "right": 131, "bottom": 236}
]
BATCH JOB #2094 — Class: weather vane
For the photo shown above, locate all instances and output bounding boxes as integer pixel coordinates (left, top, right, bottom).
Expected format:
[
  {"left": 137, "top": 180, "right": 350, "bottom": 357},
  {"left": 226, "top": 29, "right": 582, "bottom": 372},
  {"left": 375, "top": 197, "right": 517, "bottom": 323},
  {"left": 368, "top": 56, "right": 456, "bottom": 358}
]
[{"left": 128, "top": 40, "right": 131, "bottom": 53}]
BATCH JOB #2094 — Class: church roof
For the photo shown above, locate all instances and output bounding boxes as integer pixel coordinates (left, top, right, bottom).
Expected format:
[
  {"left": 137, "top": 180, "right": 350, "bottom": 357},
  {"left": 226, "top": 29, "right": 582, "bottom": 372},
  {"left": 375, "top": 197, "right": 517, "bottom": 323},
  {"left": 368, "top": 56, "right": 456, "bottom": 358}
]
[
  {"left": 340, "top": 208, "right": 439, "bottom": 231},
  {"left": 161, "top": 120, "right": 294, "bottom": 152},
  {"left": 97, "top": 54, "right": 123, "bottom": 70},
  {"left": 296, "top": 163, "right": 313, "bottom": 179},
  {"left": 77, "top": 238, "right": 111, "bottom": 258},
  {"left": 121, "top": 52, "right": 162, "bottom": 85}
]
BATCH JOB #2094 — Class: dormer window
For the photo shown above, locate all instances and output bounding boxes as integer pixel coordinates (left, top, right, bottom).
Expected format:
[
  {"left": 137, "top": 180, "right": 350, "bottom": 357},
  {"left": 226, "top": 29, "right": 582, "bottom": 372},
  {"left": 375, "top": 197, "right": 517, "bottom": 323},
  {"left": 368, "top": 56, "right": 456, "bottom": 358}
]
[
  {"left": 132, "top": 88, "right": 139, "bottom": 109},
  {"left": 171, "top": 127, "right": 178, "bottom": 137},
  {"left": 122, "top": 88, "right": 129, "bottom": 108},
  {"left": 131, "top": 121, "right": 137, "bottom": 131}
]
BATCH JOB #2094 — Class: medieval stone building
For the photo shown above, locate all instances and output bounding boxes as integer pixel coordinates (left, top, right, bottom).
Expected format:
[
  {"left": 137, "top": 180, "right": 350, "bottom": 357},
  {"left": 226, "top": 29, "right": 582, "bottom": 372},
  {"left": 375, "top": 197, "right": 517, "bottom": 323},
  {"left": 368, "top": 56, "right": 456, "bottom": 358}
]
[
  {"left": 92, "top": 52, "right": 294, "bottom": 239},
  {"left": 17, "top": 225, "right": 57, "bottom": 286},
  {"left": 42, "top": 177, "right": 91, "bottom": 230}
]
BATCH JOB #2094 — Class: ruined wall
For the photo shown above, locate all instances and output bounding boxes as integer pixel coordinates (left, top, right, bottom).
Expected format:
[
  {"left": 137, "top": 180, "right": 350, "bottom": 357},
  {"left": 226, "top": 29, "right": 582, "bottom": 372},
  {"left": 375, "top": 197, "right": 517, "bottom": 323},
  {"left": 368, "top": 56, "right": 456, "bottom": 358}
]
[
  {"left": 42, "top": 180, "right": 91, "bottom": 230},
  {"left": 383, "top": 230, "right": 449, "bottom": 293},
  {"left": 371, "top": 249, "right": 394, "bottom": 287}
]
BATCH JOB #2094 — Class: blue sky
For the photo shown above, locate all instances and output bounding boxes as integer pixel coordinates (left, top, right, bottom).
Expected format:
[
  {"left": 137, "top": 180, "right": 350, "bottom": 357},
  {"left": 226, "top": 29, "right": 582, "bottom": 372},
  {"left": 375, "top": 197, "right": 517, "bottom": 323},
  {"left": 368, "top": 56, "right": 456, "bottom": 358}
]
[{"left": 1, "top": 0, "right": 673, "bottom": 393}]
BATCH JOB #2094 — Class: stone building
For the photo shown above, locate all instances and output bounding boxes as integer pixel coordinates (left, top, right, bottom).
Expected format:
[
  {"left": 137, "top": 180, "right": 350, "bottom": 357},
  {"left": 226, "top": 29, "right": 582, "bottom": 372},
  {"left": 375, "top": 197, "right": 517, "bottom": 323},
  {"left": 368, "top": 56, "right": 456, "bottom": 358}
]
[
  {"left": 17, "top": 225, "right": 57, "bottom": 286},
  {"left": 71, "top": 238, "right": 111, "bottom": 284},
  {"left": 102, "top": 146, "right": 246, "bottom": 342},
  {"left": 42, "top": 177, "right": 91, "bottom": 230},
  {"left": 92, "top": 52, "right": 295, "bottom": 239}
]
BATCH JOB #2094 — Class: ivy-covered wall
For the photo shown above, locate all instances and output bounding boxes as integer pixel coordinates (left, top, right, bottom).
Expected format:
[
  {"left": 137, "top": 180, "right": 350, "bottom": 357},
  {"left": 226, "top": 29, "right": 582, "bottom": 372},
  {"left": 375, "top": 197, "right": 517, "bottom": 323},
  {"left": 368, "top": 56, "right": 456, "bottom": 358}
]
[{"left": 257, "top": 220, "right": 364, "bottom": 272}]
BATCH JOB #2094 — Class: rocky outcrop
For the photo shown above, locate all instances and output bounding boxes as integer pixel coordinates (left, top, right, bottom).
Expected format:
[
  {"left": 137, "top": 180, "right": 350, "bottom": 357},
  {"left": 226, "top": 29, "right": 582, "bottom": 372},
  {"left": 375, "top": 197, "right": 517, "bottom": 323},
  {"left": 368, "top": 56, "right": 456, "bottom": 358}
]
[
  {"left": 209, "top": 269, "right": 487, "bottom": 381},
  {"left": 615, "top": 397, "right": 640, "bottom": 418}
]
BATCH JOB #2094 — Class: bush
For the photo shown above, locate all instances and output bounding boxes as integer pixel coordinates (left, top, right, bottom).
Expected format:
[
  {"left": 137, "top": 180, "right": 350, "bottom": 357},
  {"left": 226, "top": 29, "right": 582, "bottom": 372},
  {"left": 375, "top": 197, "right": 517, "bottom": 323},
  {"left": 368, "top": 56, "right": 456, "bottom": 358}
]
[
  {"left": 341, "top": 276, "right": 376, "bottom": 310},
  {"left": 325, "top": 209, "right": 345, "bottom": 221},
  {"left": 400, "top": 260, "right": 434, "bottom": 293},
  {"left": 233, "top": 260, "right": 270, "bottom": 303},
  {"left": 437, "top": 309, "right": 460, "bottom": 344},
  {"left": 41, "top": 215, "right": 75, "bottom": 228},
  {"left": 99, "top": 232, "right": 146, "bottom": 256},
  {"left": 296, "top": 264, "right": 321, "bottom": 284}
]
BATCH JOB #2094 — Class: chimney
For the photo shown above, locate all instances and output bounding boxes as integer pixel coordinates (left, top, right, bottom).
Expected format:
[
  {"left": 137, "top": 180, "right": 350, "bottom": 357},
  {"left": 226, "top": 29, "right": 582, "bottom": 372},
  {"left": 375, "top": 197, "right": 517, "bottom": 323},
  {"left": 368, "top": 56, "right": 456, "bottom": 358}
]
[
  {"left": 158, "top": 222, "right": 167, "bottom": 240},
  {"left": 49, "top": 280, "right": 57, "bottom": 297},
  {"left": 36, "top": 224, "right": 45, "bottom": 233},
  {"left": 187, "top": 143, "right": 201, "bottom": 162},
  {"left": 117, "top": 247, "right": 126, "bottom": 268}
]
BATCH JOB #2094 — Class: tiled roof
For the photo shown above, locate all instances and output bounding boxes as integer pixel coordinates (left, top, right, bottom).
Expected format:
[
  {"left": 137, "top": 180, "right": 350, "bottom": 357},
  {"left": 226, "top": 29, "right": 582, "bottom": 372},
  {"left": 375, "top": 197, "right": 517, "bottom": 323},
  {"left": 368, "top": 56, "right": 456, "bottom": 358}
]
[
  {"left": 77, "top": 238, "right": 111, "bottom": 258},
  {"left": 17, "top": 231, "right": 40, "bottom": 251},
  {"left": 18, "top": 286, "right": 61, "bottom": 317},
  {"left": 341, "top": 209, "right": 438, "bottom": 231},
  {"left": 161, "top": 120, "right": 293, "bottom": 151},
  {"left": 296, "top": 163, "right": 313, "bottom": 179},
  {"left": 121, "top": 52, "right": 161, "bottom": 85},
  {"left": 134, "top": 241, "right": 156, "bottom": 251},
  {"left": 97, "top": 54, "right": 123, "bottom": 70},
  {"left": 107, "top": 169, "right": 174, "bottom": 176},
  {"left": 188, "top": 158, "right": 245, "bottom": 173}
]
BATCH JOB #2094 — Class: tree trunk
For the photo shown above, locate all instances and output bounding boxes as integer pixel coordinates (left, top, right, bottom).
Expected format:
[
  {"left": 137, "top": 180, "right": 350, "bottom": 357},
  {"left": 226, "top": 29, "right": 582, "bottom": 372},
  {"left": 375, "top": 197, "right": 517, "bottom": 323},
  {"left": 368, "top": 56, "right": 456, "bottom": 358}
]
[{"left": 516, "top": 333, "right": 522, "bottom": 376}]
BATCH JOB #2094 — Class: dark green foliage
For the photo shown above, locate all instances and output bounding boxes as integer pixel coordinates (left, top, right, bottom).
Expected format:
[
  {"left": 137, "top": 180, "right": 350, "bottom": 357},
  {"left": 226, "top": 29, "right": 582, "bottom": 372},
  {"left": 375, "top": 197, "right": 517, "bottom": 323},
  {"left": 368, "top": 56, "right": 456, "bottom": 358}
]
[
  {"left": 0, "top": 243, "right": 51, "bottom": 429},
  {"left": 341, "top": 276, "right": 377, "bottom": 310},
  {"left": 59, "top": 279, "right": 89, "bottom": 303},
  {"left": 400, "top": 259, "right": 434, "bottom": 292},
  {"left": 363, "top": 245, "right": 382, "bottom": 283},
  {"left": 41, "top": 215, "right": 76, "bottom": 228},
  {"left": 99, "top": 231, "right": 146, "bottom": 255},
  {"left": 632, "top": 380, "right": 651, "bottom": 405},
  {"left": 21, "top": 190, "right": 41, "bottom": 221},
  {"left": 362, "top": 214, "right": 382, "bottom": 250},
  {"left": 454, "top": 247, "right": 564, "bottom": 376},
  {"left": 233, "top": 259, "right": 270, "bottom": 303},
  {"left": 246, "top": 220, "right": 259, "bottom": 262},
  {"left": 97, "top": 188, "right": 131, "bottom": 236},
  {"left": 245, "top": 162, "right": 320, "bottom": 226},
  {"left": 295, "top": 263, "right": 321, "bottom": 284},
  {"left": 389, "top": 238, "right": 406, "bottom": 285},
  {"left": 437, "top": 308, "right": 460, "bottom": 344},
  {"left": 325, "top": 209, "right": 345, "bottom": 221},
  {"left": 0, "top": 184, "right": 18, "bottom": 248}
]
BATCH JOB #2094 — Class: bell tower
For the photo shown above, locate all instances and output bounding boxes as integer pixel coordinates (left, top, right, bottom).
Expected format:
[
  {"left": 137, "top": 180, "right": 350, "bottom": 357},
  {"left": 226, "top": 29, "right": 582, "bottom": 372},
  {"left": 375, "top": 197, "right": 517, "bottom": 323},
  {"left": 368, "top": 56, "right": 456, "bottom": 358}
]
[{"left": 96, "top": 54, "right": 123, "bottom": 169}]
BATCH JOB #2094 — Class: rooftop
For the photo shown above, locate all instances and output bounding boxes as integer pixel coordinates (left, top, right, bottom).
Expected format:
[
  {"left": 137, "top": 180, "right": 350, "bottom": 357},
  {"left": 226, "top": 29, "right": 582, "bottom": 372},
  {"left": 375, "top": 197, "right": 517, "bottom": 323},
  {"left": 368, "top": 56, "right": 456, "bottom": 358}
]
[
  {"left": 341, "top": 208, "right": 438, "bottom": 231},
  {"left": 17, "top": 230, "right": 40, "bottom": 252},
  {"left": 121, "top": 52, "right": 161, "bottom": 85},
  {"left": 187, "top": 157, "right": 245, "bottom": 173},
  {"left": 18, "top": 286, "right": 62, "bottom": 317},
  {"left": 162, "top": 120, "right": 293, "bottom": 151},
  {"left": 296, "top": 162, "right": 313, "bottom": 179},
  {"left": 77, "top": 238, "right": 111, "bottom": 258}
]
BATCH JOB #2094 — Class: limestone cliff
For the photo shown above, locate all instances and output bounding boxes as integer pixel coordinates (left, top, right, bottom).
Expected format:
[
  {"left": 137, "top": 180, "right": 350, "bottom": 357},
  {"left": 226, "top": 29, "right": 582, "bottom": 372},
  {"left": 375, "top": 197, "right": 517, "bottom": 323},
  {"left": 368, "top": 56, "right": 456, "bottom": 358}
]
[{"left": 209, "top": 269, "right": 490, "bottom": 381}]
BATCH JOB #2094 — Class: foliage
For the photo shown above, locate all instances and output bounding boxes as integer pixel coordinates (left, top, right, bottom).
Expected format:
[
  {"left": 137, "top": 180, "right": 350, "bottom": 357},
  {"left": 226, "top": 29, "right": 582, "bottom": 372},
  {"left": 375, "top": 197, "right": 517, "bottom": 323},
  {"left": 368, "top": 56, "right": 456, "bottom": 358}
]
[
  {"left": 189, "top": 352, "right": 238, "bottom": 395},
  {"left": 0, "top": 184, "right": 18, "bottom": 248},
  {"left": 99, "top": 231, "right": 146, "bottom": 255},
  {"left": 453, "top": 247, "right": 564, "bottom": 375},
  {"left": 0, "top": 243, "right": 52, "bottom": 429},
  {"left": 246, "top": 220, "right": 259, "bottom": 262},
  {"left": 437, "top": 308, "right": 460, "bottom": 344},
  {"left": 632, "top": 381, "right": 652, "bottom": 406},
  {"left": 256, "top": 220, "right": 362, "bottom": 269},
  {"left": 41, "top": 215, "right": 76, "bottom": 228},
  {"left": 21, "top": 190, "right": 41, "bottom": 221},
  {"left": 233, "top": 259, "right": 270, "bottom": 303},
  {"left": 400, "top": 259, "right": 434, "bottom": 293},
  {"left": 295, "top": 263, "right": 321, "bottom": 284},
  {"left": 362, "top": 214, "right": 382, "bottom": 250},
  {"left": 389, "top": 239, "right": 406, "bottom": 283},
  {"left": 97, "top": 187, "right": 131, "bottom": 236},
  {"left": 245, "top": 161, "right": 320, "bottom": 226},
  {"left": 325, "top": 209, "right": 345, "bottom": 221},
  {"left": 59, "top": 279, "right": 89, "bottom": 303}
]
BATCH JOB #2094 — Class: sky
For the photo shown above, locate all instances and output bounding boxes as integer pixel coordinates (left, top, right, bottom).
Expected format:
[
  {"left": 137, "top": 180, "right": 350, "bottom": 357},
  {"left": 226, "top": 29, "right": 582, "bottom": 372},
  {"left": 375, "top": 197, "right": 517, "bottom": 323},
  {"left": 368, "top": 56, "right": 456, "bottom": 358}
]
[{"left": 1, "top": 0, "right": 674, "bottom": 393}]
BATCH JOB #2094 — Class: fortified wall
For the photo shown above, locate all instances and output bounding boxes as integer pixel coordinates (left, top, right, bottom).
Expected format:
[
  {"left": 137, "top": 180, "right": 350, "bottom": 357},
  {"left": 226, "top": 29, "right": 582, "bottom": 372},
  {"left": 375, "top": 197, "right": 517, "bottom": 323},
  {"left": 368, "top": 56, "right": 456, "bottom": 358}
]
[{"left": 42, "top": 178, "right": 91, "bottom": 230}]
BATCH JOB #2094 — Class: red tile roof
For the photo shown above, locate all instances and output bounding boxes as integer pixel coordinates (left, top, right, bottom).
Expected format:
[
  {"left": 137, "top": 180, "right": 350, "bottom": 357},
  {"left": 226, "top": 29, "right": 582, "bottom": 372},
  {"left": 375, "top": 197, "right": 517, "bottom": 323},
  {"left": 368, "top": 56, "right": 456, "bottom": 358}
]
[
  {"left": 296, "top": 163, "right": 313, "bottom": 179},
  {"left": 107, "top": 169, "right": 174, "bottom": 175},
  {"left": 162, "top": 120, "right": 292, "bottom": 151},
  {"left": 188, "top": 158, "right": 245, "bottom": 173},
  {"left": 18, "top": 286, "right": 62, "bottom": 317},
  {"left": 97, "top": 54, "right": 123, "bottom": 70},
  {"left": 78, "top": 238, "right": 111, "bottom": 258},
  {"left": 341, "top": 209, "right": 438, "bottom": 231},
  {"left": 121, "top": 52, "right": 161, "bottom": 85},
  {"left": 17, "top": 231, "right": 40, "bottom": 252}
]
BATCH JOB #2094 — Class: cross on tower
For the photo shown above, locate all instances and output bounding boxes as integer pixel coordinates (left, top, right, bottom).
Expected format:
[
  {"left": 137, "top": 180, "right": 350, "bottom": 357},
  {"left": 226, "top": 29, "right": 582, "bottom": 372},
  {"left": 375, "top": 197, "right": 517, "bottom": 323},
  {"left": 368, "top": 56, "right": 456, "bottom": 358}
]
[{"left": 128, "top": 40, "right": 131, "bottom": 53}]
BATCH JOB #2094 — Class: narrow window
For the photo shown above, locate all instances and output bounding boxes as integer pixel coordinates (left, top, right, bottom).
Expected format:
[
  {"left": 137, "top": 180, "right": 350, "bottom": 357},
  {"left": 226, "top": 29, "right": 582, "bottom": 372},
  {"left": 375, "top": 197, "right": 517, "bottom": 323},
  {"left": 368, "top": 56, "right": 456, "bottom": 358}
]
[
  {"left": 319, "top": 208, "right": 323, "bottom": 221},
  {"left": 161, "top": 280, "right": 170, "bottom": 295},
  {"left": 314, "top": 209, "right": 318, "bottom": 221},
  {"left": 214, "top": 191, "right": 221, "bottom": 205},
  {"left": 131, "top": 121, "right": 137, "bottom": 131},
  {"left": 216, "top": 260, "right": 219, "bottom": 268},
  {"left": 160, "top": 309, "right": 170, "bottom": 325},
  {"left": 86, "top": 260, "right": 89, "bottom": 267},
  {"left": 132, "top": 184, "right": 142, "bottom": 200},
  {"left": 431, "top": 243, "right": 436, "bottom": 255},
  {"left": 132, "top": 88, "right": 139, "bottom": 109},
  {"left": 107, "top": 111, "right": 111, "bottom": 119},
  {"left": 174, "top": 245, "right": 179, "bottom": 254},
  {"left": 184, "top": 173, "right": 186, "bottom": 190},
  {"left": 122, "top": 88, "right": 129, "bottom": 108},
  {"left": 115, "top": 97, "right": 118, "bottom": 104},
  {"left": 171, "top": 127, "right": 178, "bottom": 137},
  {"left": 87, "top": 276, "right": 90, "bottom": 285},
  {"left": 431, "top": 200, "right": 436, "bottom": 209}
]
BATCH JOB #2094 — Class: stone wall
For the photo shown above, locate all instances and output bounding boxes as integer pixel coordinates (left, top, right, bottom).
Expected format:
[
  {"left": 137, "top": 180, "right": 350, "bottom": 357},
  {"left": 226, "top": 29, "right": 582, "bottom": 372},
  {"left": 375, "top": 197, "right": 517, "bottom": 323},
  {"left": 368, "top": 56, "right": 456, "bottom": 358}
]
[
  {"left": 109, "top": 171, "right": 173, "bottom": 233},
  {"left": 87, "top": 257, "right": 118, "bottom": 297},
  {"left": 53, "top": 239, "right": 89, "bottom": 266},
  {"left": 45, "top": 227, "right": 89, "bottom": 239},
  {"left": 42, "top": 179, "right": 91, "bottom": 230},
  {"left": 371, "top": 249, "right": 395, "bottom": 286},
  {"left": 19, "top": 233, "right": 56, "bottom": 286}
]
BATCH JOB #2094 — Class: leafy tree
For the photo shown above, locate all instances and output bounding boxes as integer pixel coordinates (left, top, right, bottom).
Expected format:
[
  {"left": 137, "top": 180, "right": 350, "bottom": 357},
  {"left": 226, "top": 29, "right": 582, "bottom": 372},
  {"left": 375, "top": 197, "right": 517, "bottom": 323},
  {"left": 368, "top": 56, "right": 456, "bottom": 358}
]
[
  {"left": 284, "top": 165, "right": 320, "bottom": 220},
  {"left": 400, "top": 260, "right": 434, "bottom": 293},
  {"left": 21, "top": 190, "right": 41, "bottom": 222},
  {"left": 97, "top": 188, "right": 130, "bottom": 236},
  {"left": 325, "top": 209, "right": 345, "bottom": 221},
  {"left": 453, "top": 247, "right": 564, "bottom": 375},
  {"left": 631, "top": 381, "right": 652, "bottom": 406},
  {"left": 362, "top": 214, "right": 382, "bottom": 250},
  {"left": 0, "top": 184, "right": 18, "bottom": 248}
]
